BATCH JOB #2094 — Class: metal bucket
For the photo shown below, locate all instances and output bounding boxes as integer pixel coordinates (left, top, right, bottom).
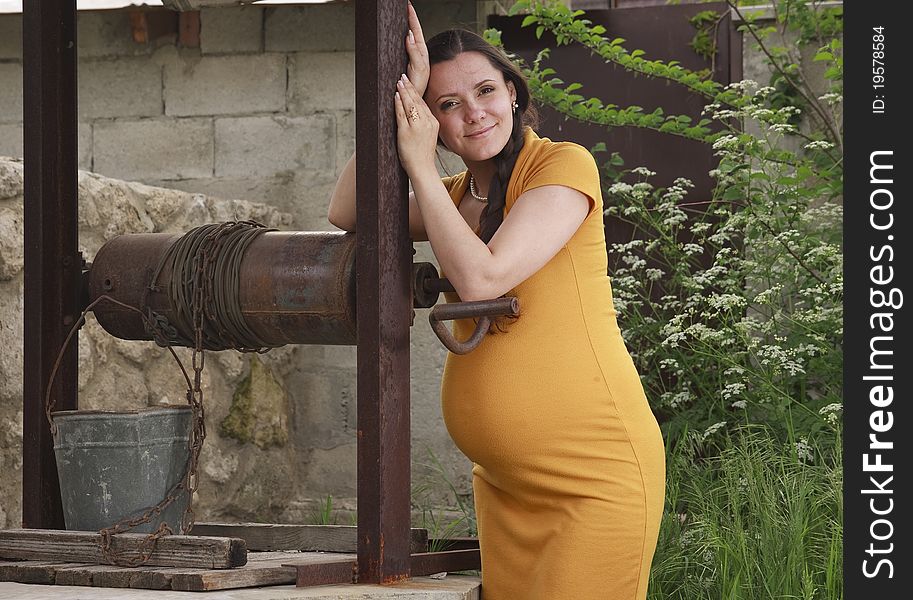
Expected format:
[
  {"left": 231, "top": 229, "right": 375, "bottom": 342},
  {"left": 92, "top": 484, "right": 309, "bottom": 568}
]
[{"left": 51, "top": 405, "right": 192, "bottom": 533}]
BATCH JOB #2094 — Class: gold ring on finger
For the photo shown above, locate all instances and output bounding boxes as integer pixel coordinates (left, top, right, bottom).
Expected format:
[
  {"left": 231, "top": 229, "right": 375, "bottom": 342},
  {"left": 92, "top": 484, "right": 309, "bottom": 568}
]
[{"left": 408, "top": 107, "right": 420, "bottom": 122}]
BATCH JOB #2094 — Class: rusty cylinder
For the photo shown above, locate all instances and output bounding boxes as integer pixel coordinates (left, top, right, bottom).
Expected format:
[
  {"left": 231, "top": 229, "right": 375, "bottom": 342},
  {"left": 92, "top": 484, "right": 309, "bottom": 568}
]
[{"left": 88, "top": 231, "right": 357, "bottom": 347}]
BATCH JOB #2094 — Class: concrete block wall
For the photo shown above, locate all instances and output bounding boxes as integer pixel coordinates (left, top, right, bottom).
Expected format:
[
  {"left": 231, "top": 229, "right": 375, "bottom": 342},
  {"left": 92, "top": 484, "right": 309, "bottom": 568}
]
[{"left": 0, "top": 1, "right": 481, "bottom": 528}]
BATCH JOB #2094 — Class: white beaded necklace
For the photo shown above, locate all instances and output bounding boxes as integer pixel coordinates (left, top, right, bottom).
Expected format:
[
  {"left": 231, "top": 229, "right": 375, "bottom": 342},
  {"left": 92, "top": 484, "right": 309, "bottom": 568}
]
[{"left": 468, "top": 174, "right": 488, "bottom": 203}]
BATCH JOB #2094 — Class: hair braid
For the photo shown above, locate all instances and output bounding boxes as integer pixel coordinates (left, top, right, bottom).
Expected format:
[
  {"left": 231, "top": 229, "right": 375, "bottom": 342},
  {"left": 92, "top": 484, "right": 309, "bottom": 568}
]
[{"left": 479, "top": 120, "right": 525, "bottom": 244}]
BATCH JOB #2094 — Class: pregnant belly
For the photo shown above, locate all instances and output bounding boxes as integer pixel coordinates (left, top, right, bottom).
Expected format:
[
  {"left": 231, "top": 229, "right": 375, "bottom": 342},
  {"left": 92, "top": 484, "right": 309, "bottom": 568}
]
[{"left": 440, "top": 358, "right": 617, "bottom": 470}]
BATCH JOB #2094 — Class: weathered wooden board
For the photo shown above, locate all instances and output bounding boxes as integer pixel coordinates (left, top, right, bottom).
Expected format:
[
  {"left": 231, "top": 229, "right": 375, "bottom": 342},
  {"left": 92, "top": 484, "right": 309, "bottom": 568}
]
[
  {"left": 0, "top": 561, "right": 86, "bottom": 585},
  {"left": 0, "top": 529, "right": 246, "bottom": 569},
  {"left": 0, "top": 551, "right": 352, "bottom": 591},
  {"left": 190, "top": 522, "right": 429, "bottom": 553}
]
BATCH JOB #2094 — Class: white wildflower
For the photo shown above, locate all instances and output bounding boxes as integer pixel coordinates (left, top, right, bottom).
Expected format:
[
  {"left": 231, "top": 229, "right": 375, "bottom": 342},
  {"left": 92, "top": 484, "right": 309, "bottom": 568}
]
[
  {"left": 708, "top": 293, "right": 747, "bottom": 312},
  {"left": 608, "top": 182, "right": 633, "bottom": 195},
  {"left": 795, "top": 437, "right": 814, "bottom": 463},
  {"left": 803, "top": 140, "right": 835, "bottom": 151},
  {"left": 632, "top": 166, "right": 656, "bottom": 177},
  {"left": 818, "top": 92, "right": 843, "bottom": 104},
  {"left": 712, "top": 134, "right": 740, "bottom": 151},
  {"left": 673, "top": 177, "right": 695, "bottom": 189},
  {"left": 683, "top": 243, "right": 704, "bottom": 256},
  {"left": 701, "top": 421, "right": 728, "bottom": 441},
  {"left": 731, "top": 400, "right": 748, "bottom": 409},
  {"left": 726, "top": 79, "right": 758, "bottom": 91},
  {"left": 819, "top": 402, "right": 843, "bottom": 426},
  {"left": 667, "top": 390, "right": 692, "bottom": 409},
  {"left": 722, "top": 382, "right": 747, "bottom": 400},
  {"left": 769, "top": 123, "right": 797, "bottom": 134}
]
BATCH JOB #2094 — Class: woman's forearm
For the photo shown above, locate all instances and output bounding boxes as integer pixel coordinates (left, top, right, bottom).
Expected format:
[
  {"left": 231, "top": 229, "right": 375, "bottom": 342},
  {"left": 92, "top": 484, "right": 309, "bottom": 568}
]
[
  {"left": 409, "top": 166, "right": 494, "bottom": 301},
  {"left": 327, "top": 151, "right": 357, "bottom": 231}
]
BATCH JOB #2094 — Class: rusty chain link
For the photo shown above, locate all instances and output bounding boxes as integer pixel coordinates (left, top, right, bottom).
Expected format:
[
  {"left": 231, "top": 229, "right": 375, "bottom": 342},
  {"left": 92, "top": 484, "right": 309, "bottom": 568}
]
[{"left": 46, "top": 221, "right": 274, "bottom": 567}]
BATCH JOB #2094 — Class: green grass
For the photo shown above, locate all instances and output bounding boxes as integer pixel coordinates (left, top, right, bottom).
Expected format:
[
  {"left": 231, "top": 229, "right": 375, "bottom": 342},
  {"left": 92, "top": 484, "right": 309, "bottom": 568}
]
[
  {"left": 649, "top": 426, "right": 842, "bottom": 599},
  {"left": 311, "top": 494, "right": 339, "bottom": 525}
]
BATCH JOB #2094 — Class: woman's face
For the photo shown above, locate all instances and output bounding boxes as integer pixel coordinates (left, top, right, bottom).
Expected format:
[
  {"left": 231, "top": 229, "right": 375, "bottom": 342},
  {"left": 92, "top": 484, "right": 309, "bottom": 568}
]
[{"left": 425, "top": 51, "right": 517, "bottom": 163}]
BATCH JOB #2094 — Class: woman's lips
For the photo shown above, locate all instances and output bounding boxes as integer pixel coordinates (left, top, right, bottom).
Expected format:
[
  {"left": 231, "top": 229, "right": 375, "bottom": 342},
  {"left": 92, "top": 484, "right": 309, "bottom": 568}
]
[{"left": 466, "top": 124, "right": 495, "bottom": 138}]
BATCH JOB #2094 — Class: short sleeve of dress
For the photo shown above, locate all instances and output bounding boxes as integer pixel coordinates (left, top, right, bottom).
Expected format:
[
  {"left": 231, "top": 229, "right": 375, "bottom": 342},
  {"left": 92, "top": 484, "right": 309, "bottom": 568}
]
[
  {"left": 440, "top": 172, "right": 467, "bottom": 208},
  {"left": 521, "top": 143, "right": 603, "bottom": 216}
]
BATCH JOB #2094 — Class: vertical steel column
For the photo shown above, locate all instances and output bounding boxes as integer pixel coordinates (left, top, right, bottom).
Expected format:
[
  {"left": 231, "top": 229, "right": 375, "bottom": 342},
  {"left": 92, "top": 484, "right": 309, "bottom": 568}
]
[
  {"left": 355, "top": 0, "right": 412, "bottom": 585},
  {"left": 21, "top": 0, "right": 80, "bottom": 529}
]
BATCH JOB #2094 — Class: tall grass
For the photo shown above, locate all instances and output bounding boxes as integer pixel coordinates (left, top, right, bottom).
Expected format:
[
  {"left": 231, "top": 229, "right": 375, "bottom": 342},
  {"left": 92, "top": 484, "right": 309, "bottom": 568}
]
[{"left": 649, "top": 426, "right": 842, "bottom": 599}]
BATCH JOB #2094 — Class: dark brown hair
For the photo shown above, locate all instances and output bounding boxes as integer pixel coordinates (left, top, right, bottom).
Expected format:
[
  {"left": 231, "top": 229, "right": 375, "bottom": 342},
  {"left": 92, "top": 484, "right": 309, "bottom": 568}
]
[{"left": 424, "top": 29, "right": 540, "bottom": 244}]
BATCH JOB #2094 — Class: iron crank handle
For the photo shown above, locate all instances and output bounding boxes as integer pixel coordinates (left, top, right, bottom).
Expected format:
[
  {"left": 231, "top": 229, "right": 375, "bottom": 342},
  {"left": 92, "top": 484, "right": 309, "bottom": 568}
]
[{"left": 429, "top": 296, "right": 520, "bottom": 355}]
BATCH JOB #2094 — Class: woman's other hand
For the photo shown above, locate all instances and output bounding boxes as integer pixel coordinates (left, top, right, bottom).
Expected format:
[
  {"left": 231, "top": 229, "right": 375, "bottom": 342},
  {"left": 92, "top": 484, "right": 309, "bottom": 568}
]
[
  {"left": 394, "top": 74, "right": 438, "bottom": 175},
  {"left": 405, "top": 1, "right": 430, "bottom": 97}
]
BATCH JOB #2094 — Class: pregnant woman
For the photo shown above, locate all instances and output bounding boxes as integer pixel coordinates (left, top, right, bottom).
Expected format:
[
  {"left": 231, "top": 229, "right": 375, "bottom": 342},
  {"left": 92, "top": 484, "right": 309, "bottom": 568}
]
[{"left": 328, "top": 4, "right": 665, "bottom": 598}]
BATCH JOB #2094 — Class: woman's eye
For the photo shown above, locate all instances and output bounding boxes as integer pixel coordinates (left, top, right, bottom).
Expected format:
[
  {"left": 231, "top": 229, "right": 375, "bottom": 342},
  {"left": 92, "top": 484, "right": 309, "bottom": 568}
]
[{"left": 441, "top": 87, "right": 496, "bottom": 110}]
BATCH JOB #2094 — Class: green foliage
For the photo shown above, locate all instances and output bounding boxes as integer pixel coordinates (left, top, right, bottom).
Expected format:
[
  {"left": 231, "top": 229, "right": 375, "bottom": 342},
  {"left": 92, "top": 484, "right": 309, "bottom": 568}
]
[
  {"left": 309, "top": 494, "right": 339, "bottom": 525},
  {"left": 650, "top": 426, "right": 843, "bottom": 599},
  {"left": 485, "top": 1, "right": 844, "bottom": 593},
  {"left": 689, "top": 10, "right": 723, "bottom": 64},
  {"left": 411, "top": 447, "right": 477, "bottom": 555}
]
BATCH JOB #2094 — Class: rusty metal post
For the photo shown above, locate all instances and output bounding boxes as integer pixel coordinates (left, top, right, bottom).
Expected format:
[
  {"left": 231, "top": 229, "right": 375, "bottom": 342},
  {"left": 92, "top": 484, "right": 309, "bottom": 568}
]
[
  {"left": 21, "top": 0, "right": 80, "bottom": 528},
  {"left": 354, "top": 0, "right": 412, "bottom": 585}
]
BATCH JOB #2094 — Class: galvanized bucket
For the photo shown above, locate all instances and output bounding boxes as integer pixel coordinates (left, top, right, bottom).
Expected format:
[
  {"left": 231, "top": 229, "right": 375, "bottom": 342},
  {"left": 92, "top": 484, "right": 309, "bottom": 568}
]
[{"left": 51, "top": 405, "right": 192, "bottom": 533}]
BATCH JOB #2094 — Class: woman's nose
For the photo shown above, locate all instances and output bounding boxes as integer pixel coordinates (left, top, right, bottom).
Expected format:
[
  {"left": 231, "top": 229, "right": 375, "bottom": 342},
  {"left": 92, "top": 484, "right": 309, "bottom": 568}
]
[{"left": 465, "top": 103, "right": 487, "bottom": 122}]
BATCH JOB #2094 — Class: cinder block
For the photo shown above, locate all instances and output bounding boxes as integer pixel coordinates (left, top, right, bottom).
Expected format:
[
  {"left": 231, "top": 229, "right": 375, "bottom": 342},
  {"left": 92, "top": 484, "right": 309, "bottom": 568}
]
[
  {"left": 201, "top": 6, "right": 263, "bottom": 54},
  {"left": 264, "top": 4, "right": 354, "bottom": 53},
  {"left": 0, "top": 63, "right": 22, "bottom": 124},
  {"left": 214, "top": 115, "right": 334, "bottom": 178},
  {"left": 0, "top": 14, "right": 22, "bottom": 60},
  {"left": 151, "top": 171, "right": 337, "bottom": 230},
  {"left": 335, "top": 110, "right": 354, "bottom": 178},
  {"left": 78, "top": 122, "right": 92, "bottom": 171},
  {"left": 288, "top": 52, "right": 354, "bottom": 114},
  {"left": 0, "top": 122, "right": 91, "bottom": 168},
  {"left": 77, "top": 10, "right": 155, "bottom": 59},
  {"left": 79, "top": 58, "right": 163, "bottom": 120},
  {"left": 94, "top": 118, "right": 213, "bottom": 181},
  {"left": 164, "top": 53, "right": 286, "bottom": 117},
  {"left": 0, "top": 123, "right": 22, "bottom": 159}
]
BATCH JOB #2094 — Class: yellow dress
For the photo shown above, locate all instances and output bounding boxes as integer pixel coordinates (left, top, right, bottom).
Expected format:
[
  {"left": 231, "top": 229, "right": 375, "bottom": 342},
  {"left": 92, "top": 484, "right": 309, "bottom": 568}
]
[{"left": 439, "top": 127, "right": 665, "bottom": 600}]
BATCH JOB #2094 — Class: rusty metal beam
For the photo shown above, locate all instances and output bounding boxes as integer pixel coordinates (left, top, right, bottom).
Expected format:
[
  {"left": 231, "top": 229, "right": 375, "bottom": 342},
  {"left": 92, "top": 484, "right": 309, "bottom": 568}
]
[
  {"left": 21, "top": 0, "right": 80, "bottom": 529},
  {"left": 354, "top": 0, "right": 412, "bottom": 586}
]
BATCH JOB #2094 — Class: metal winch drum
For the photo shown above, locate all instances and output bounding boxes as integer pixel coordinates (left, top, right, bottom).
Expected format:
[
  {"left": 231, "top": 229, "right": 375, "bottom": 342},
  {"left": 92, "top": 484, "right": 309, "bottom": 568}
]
[{"left": 87, "top": 231, "right": 519, "bottom": 354}]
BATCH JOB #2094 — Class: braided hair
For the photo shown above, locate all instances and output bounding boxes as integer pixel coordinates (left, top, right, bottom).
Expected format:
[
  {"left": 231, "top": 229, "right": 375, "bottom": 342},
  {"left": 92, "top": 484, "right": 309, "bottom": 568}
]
[{"left": 424, "top": 29, "right": 540, "bottom": 244}]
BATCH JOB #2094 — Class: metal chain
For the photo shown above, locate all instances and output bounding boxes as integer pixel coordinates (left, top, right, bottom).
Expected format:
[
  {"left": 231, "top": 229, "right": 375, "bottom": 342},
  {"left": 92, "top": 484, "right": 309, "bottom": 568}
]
[{"left": 45, "top": 221, "right": 274, "bottom": 567}]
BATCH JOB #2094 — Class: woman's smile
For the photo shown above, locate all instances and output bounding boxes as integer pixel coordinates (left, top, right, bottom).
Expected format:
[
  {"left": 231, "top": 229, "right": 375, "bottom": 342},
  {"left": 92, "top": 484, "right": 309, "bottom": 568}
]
[{"left": 466, "top": 124, "right": 496, "bottom": 138}]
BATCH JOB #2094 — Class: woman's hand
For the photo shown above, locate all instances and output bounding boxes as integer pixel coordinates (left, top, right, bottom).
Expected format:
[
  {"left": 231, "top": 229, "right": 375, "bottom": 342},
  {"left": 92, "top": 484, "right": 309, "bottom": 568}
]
[
  {"left": 394, "top": 74, "right": 439, "bottom": 175},
  {"left": 405, "top": 1, "right": 430, "bottom": 97}
]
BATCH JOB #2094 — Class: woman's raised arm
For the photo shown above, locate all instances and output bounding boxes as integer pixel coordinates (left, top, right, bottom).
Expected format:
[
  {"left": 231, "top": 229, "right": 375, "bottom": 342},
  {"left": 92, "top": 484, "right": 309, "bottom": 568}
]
[{"left": 326, "top": 150, "right": 431, "bottom": 242}]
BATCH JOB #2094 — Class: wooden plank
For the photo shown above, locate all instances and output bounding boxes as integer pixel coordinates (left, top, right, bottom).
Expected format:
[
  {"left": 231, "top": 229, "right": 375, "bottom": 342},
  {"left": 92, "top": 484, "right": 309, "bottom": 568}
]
[
  {"left": 141, "top": 552, "right": 323, "bottom": 591},
  {"left": 428, "top": 537, "right": 480, "bottom": 551},
  {"left": 0, "top": 529, "right": 246, "bottom": 569},
  {"left": 190, "top": 523, "right": 429, "bottom": 553},
  {"left": 53, "top": 563, "right": 162, "bottom": 588},
  {"left": 0, "top": 561, "right": 89, "bottom": 584},
  {"left": 169, "top": 560, "right": 296, "bottom": 591},
  {"left": 289, "top": 559, "right": 358, "bottom": 587},
  {"left": 411, "top": 550, "right": 481, "bottom": 576},
  {"left": 0, "top": 552, "right": 346, "bottom": 591}
]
